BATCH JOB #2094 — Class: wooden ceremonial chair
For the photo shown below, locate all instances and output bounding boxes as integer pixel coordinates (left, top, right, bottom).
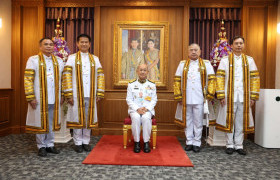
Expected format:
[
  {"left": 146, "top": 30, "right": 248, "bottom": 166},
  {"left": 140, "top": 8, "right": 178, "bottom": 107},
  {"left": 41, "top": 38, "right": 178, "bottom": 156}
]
[{"left": 123, "top": 117, "right": 157, "bottom": 149}]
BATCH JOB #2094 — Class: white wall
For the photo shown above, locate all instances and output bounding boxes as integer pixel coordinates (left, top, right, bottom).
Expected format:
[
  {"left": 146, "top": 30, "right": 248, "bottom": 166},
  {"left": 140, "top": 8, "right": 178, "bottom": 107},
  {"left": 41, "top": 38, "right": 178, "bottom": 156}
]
[
  {"left": 0, "top": 0, "right": 11, "bottom": 88},
  {"left": 276, "top": 0, "right": 280, "bottom": 89}
]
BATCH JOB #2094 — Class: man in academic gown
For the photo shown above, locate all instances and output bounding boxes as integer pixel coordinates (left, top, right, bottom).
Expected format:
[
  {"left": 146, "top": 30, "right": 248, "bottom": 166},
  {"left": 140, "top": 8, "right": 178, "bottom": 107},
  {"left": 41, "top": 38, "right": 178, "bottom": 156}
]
[
  {"left": 174, "top": 43, "right": 216, "bottom": 153},
  {"left": 24, "top": 38, "right": 64, "bottom": 157},
  {"left": 216, "top": 36, "right": 260, "bottom": 155},
  {"left": 126, "top": 64, "right": 157, "bottom": 153},
  {"left": 62, "top": 34, "right": 105, "bottom": 153}
]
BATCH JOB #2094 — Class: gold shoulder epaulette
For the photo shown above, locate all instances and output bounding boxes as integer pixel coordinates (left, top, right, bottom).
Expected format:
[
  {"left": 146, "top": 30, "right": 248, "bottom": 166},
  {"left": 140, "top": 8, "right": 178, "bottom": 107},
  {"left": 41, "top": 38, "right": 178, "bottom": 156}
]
[
  {"left": 129, "top": 79, "right": 137, "bottom": 84},
  {"left": 203, "top": 59, "right": 210, "bottom": 62},
  {"left": 180, "top": 60, "right": 186, "bottom": 63},
  {"left": 147, "top": 79, "right": 155, "bottom": 84},
  {"left": 246, "top": 55, "right": 253, "bottom": 59}
]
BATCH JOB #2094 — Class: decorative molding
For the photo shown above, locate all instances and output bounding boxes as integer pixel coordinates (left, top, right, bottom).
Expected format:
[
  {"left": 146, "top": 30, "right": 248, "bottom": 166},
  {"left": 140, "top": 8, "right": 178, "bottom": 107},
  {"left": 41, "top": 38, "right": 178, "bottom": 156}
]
[
  {"left": 190, "top": 0, "right": 242, "bottom": 7},
  {"left": 45, "top": 0, "right": 94, "bottom": 7},
  {"left": 243, "top": 0, "right": 277, "bottom": 7},
  {"left": 95, "top": 0, "right": 188, "bottom": 6},
  {"left": 11, "top": 0, "right": 277, "bottom": 7},
  {"left": 12, "top": 0, "right": 44, "bottom": 6}
]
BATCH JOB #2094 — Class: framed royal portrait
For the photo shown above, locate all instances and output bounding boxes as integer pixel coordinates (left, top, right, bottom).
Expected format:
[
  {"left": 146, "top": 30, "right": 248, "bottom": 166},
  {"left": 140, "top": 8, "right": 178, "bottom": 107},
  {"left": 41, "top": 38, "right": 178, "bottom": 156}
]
[{"left": 113, "top": 21, "right": 169, "bottom": 88}]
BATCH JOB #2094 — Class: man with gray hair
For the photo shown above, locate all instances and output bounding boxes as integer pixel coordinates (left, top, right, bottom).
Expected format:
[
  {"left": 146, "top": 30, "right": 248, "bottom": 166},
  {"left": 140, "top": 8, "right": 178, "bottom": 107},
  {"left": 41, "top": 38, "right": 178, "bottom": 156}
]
[
  {"left": 174, "top": 43, "right": 216, "bottom": 153},
  {"left": 126, "top": 64, "right": 157, "bottom": 153}
]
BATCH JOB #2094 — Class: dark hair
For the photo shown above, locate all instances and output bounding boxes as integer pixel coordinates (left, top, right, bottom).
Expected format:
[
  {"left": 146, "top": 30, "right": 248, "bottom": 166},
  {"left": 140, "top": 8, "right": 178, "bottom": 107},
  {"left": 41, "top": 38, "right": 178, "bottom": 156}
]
[
  {"left": 130, "top": 38, "right": 139, "bottom": 43},
  {"left": 147, "top": 39, "right": 154, "bottom": 43},
  {"left": 39, "top": 38, "right": 53, "bottom": 44},
  {"left": 230, "top": 36, "right": 245, "bottom": 45},
  {"left": 77, "top": 34, "right": 91, "bottom": 42}
]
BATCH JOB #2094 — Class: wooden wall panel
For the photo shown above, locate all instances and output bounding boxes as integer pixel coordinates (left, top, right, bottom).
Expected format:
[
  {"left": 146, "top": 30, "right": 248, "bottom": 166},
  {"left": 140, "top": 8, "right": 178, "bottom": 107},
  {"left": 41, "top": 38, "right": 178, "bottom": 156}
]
[
  {"left": 100, "top": 7, "right": 184, "bottom": 91},
  {"left": 246, "top": 7, "right": 266, "bottom": 88},
  {"left": 11, "top": 0, "right": 45, "bottom": 135},
  {"left": 97, "top": 7, "right": 185, "bottom": 135},
  {"left": 0, "top": 89, "right": 12, "bottom": 136},
  {"left": 265, "top": 6, "right": 277, "bottom": 89},
  {"left": 242, "top": 1, "right": 277, "bottom": 89}
]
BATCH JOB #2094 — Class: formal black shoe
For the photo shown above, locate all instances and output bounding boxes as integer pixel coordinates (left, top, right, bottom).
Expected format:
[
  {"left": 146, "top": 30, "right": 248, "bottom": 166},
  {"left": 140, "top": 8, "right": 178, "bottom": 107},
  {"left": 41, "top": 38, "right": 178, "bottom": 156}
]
[
  {"left": 185, "top": 145, "right": 193, "bottom": 151},
  {"left": 38, "top": 147, "right": 47, "bottom": 157},
  {"left": 74, "top": 145, "right": 83, "bottom": 153},
  {"left": 193, "top": 146, "right": 201, "bottom": 153},
  {"left": 82, "top": 144, "right": 92, "bottom": 152},
  {"left": 143, "top": 142, "right": 151, "bottom": 153},
  {"left": 134, "top": 142, "right": 141, "bottom": 153},
  {"left": 46, "top": 146, "right": 60, "bottom": 154},
  {"left": 225, "top": 148, "right": 234, "bottom": 155},
  {"left": 236, "top": 149, "right": 247, "bottom": 155}
]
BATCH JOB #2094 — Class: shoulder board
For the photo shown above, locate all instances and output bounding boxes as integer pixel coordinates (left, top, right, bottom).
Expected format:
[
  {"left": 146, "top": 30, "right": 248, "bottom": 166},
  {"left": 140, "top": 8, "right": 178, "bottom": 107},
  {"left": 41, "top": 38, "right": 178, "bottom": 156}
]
[
  {"left": 129, "top": 79, "right": 137, "bottom": 84},
  {"left": 92, "top": 54, "right": 98, "bottom": 59},
  {"left": 55, "top": 56, "right": 62, "bottom": 61},
  {"left": 147, "top": 79, "right": 155, "bottom": 84},
  {"left": 203, "top": 59, "right": 210, "bottom": 62},
  {"left": 246, "top": 55, "right": 253, "bottom": 59},
  {"left": 69, "top": 53, "right": 76, "bottom": 58},
  {"left": 30, "top": 55, "right": 38, "bottom": 59},
  {"left": 180, "top": 60, "right": 186, "bottom": 64},
  {"left": 221, "top": 56, "right": 229, "bottom": 60}
]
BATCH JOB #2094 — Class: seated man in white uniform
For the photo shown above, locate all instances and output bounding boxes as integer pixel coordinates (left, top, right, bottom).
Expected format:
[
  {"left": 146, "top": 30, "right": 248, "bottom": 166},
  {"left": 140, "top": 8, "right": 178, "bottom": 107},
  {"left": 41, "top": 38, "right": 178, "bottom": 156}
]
[{"left": 126, "top": 64, "right": 157, "bottom": 153}]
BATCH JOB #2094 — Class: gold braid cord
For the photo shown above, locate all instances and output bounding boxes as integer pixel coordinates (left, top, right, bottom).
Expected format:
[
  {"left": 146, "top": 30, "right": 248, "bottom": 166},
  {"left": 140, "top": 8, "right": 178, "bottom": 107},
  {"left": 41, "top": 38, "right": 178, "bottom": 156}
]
[
  {"left": 173, "top": 76, "right": 182, "bottom": 100},
  {"left": 97, "top": 68, "right": 105, "bottom": 98},
  {"left": 216, "top": 69, "right": 225, "bottom": 99},
  {"left": 24, "top": 69, "right": 36, "bottom": 101},
  {"left": 207, "top": 74, "right": 216, "bottom": 100},
  {"left": 62, "top": 65, "right": 73, "bottom": 98},
  {"left": 250, "top": 70, "right": 260, "bottom": 100}
]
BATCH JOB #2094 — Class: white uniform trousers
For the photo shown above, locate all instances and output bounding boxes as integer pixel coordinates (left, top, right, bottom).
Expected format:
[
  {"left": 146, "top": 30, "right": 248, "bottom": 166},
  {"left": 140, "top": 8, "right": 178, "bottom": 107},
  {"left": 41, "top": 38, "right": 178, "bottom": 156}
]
[
  {"left": 36, "top": 104, "right": 55, "bottom": 149},
  {"left": 185, "top": 104, "right": 204, "bottom": 147},
  {"left": 226, "top": 101, "right": 244, "bottom": 149},
  {"left": 130, "top": 111, "right": 152, "bottom": 143},
  {"left": 73, "top": 98, "right": 91, "bottom": 145}
]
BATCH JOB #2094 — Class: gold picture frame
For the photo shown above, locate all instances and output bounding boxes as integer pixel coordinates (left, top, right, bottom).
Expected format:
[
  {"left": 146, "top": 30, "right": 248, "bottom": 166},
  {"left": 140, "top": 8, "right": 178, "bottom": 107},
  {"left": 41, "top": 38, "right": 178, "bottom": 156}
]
[{"left": 113, "top": 21, "right": 169, "bottom": 88}]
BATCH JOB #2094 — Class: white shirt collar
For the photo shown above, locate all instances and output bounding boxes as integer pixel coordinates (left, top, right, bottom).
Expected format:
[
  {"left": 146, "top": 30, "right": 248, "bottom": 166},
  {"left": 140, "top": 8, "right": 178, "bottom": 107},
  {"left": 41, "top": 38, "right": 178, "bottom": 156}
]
[
  {"left": 234, "top": 54, "right": 242, "bottom": 59},
  {"left": 80, "top": 52, "right": 88, "bottom": 56},
  {"left": 190, "top": 59, "right": 198, "bottom": 63},
  {"left": 43, "top": 54, "right": 52, "bottom": 60}
]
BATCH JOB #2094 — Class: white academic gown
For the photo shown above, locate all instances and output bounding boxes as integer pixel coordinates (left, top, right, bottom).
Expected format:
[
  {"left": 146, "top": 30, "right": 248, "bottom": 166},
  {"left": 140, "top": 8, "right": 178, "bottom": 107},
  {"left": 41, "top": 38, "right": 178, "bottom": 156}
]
[
  {"left": 24, "top": 54, "right": 64, "bottom": 148},
  {"left": 174, "top": 59, "right": 216, "bottom": 146},
  {"left": 216, "top": 53, "right": 260, "bottom": 149}
]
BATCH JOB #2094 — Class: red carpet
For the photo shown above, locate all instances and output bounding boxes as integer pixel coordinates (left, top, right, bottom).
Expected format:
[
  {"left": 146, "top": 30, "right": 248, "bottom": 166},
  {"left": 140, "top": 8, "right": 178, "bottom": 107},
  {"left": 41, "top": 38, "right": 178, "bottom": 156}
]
[{"left": 83, "top": 135, "right": 193, "bottom": 167}]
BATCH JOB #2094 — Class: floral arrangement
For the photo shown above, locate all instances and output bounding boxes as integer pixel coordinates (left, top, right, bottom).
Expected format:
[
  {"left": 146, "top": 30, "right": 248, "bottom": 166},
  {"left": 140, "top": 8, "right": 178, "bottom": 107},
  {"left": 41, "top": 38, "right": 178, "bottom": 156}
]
[
  {"left": 52, "top": 18, "right": 71, "bottom": 115},
  {"left": 52, "top": 18, "right": 70, "bottom": 63},
  {"left": 210, "top": 20, "right": 232, "bottom": 69}
]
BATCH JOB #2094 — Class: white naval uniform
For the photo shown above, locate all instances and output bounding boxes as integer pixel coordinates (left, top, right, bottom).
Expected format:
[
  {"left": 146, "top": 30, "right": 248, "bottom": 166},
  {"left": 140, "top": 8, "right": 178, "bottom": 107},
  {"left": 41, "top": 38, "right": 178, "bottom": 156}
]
[
  {"left": 25, "top": 54, "right": 64, "bottom": 149},
  {"left": 175, "top": 59, "right": 215, "bottom": 147},
  {"left": 126, "top": 79, "right": 157, "bottom": 143}
]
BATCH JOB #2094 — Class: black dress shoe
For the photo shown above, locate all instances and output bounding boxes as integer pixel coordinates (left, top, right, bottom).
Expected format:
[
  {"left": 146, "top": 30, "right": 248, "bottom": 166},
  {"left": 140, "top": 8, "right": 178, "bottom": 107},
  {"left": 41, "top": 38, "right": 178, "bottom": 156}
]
[
  {"left": 46, "top": 146, "right": 60, "bottom": 154},
  {"left": 134, "top": 142, "right": 141, "bottom": 153},
  {"left": 185, "top": 145, "right": 193, "bottom": 151},
  {"left": 225, "top": 148, "right": 234, "bottom": 155},
  {"left": 143, "top": 142, "right": 151, "bottom": 153},
  {"left": 38, "top": 147, "right": 47, "bottom": 157},
  {"left": 236, "top": 149, "right": 247, "bottom": 155},
  {"left": 193, "top": 146, "right": 201, "bottom": 153},
  {"left": 82, "top": 144, "right": 92, "bottom": 152},
  {"left": 74, "top": 145, "right": 83, "bottom": 153}
]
